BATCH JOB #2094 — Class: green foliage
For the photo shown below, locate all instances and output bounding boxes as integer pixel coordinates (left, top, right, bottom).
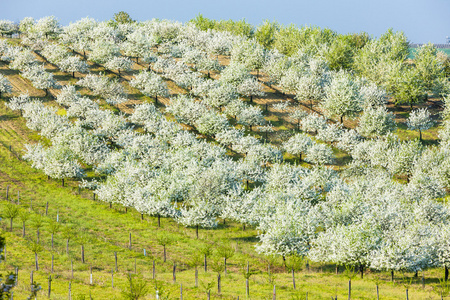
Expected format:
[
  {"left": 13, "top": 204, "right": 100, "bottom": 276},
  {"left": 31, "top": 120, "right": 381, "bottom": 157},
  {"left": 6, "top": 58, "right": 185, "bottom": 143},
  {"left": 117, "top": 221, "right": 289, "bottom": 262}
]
[
  {"left": 188, "top": 253, "right": 203, "bottom": 268},
  {"left": 214, "top": 18, "right": 254, "bottom": 38},
  {"left": 255, "top": 20, "right": 280, "bottom": 49},
  {"left": 286, "top": 254, "right": 304, "bottom": 271},
  {"left": 273, "top": 24, "right": 302, "bottom": 56},
  {"left": 31, "top": 214, "right": 45, "bottom": 230},
  {"left": 2, "top": 203, "right": 19, "bottom": 230},
  {"left": 216, "top": 243, "right": 235, "bottom": 260},
  {"left": 113, "top": 11, "right": 134, "bottom": 24},
  {"left": 153, "top": 280, "right": 173, "bottom": 300},
  {"left": 28, "top": 241, "right": 43, "bottom": 254},
  {"left": 344, "top": 265, "right": 357, "bottom": 280},
  {"left": 200, "top": 280, "right": 215, "bottom": 294},
  {"left": 156, "top": 233, "right": 175, "bottom": 246},
  {"left": 189, "top": 15, "right": 254, "bottom": 38},
  {"left": 210, "top": 256, "right": 225, "bottom": 274},
  {"left": 200, "top": 243, "right": 214, "bottom": 257},
  {"left": 121, "top": 274, "right": 150, "bottom": 300},
  {"left": 393, "top": 67, "right": 426, "bottom": 106},
  {"left": 189, "top": 14, "right": 216, "bottom": 31},
  {"left": 414, "top": 43, "right": 445, "bottom": 90},
  {"left": 435, "top": 277, "right": 450, "bottom": 298}
]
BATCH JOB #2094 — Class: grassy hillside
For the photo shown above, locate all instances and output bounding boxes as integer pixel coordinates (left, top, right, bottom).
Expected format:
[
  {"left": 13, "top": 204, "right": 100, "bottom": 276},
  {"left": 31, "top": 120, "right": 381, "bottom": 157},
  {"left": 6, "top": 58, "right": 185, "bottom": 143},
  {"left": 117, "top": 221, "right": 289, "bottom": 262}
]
[{"left": 0, "top": 35, "right": 449, "bottom": 299}]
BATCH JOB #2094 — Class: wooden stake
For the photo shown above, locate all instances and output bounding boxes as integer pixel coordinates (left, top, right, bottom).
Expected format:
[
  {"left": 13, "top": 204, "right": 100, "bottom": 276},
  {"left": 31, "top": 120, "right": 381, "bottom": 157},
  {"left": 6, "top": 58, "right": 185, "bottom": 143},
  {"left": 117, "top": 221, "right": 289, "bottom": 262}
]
[
  {"left": 173, "top": 263, "right": 176, "bottom": 283},
  {"left": 152, "top": 260, "right": 155, "bottom": 279},
  {"left": 48, "top": 275, "right": 52, "bottom": 298},
  {"left": 129, "top": 232, "right": 132, "bottom": 250},
  {"left": 195, "top": 267, "right": 198, "bottom": 287},
  {"left": 348, "top": 279, "right": 351, "bottom": 300},
  {"left": 45, "top": 202, "right": 48, "bottom": 216},
  {"left": 114, "top": 252, "right": 118, "bottom": 271}
]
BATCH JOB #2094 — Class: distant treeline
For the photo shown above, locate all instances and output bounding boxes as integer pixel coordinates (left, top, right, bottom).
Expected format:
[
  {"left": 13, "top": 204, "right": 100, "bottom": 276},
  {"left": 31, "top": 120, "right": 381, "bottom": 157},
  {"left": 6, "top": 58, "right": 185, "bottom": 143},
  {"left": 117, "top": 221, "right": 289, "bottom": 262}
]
[{"left": 411, "top": 44, "right": 450, "bottom": 49}]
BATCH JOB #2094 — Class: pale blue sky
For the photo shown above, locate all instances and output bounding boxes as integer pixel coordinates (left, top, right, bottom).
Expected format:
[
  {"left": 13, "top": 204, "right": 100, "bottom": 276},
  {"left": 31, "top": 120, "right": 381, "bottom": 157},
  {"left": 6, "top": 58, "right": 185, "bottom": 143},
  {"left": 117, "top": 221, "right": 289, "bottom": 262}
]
[{"left": 2, "top": 0, "right": 449, "bottom": 44}]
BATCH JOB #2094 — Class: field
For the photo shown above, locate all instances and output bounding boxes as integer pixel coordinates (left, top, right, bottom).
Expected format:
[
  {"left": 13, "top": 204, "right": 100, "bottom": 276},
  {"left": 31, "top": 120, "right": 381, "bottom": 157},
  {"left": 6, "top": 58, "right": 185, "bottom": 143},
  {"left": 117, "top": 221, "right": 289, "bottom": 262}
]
[{"left": 1, "top": 17, "right": 450, "bottom": 300}]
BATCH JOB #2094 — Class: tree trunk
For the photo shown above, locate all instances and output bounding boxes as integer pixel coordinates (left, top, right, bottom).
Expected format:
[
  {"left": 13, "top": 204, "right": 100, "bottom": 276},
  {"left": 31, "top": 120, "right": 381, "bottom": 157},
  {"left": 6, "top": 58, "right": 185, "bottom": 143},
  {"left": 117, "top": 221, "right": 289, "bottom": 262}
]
[
  {"left": 51, "top": 233, "right": 54, "bottom": 249},
  {"left": 204, "top": 254, "right": 207, "bottom": 272},
  {"left": 246, "top": 278, "right": 249, "bottom": 297},
  {"left": 81, "top": 245, "right": 85, "bottom": 263},
  {"left": 35, "top": 252, "right": 39, "bottom": 271},
  {"left": 153, "top": 260, "right": 156, "bottom": 279},
  {"left": 10, "top": 218, "right": 13, "bottom": 232},
  {"left": 391, "top": 270, "right": 394, "bottom": 282},
  {"left": 173, "top": 263, "right": 176, "bottom": 283},
  {"left": 62, "top": 178, "right": 64, "bottom": 187},
  {"left": 163, "top": 245, "right": 166, "bottom": 262},
  {"left": 195, "top": 267, "right": 198, "bottom": 287},
  {"left": 72, "top": 72, "right": 75, "bottom": 78},
  {"left": 292, "top": 268, "right": 296, "bottom": 289},
  {"left": 224, "top": 257, "right": 227, "bottom": 276},
  {"left": 37, "top": 228, "right": 40, "bottom": 243},
  {"left": 158, "top": 214, "right": 161, "bottom": 227},
  {"left": 445, "top": 266, "right": 449, "bottom": 281},
  {"left": 348, "top": 279, "right": 351, "bottom": 300},
  {"left": 155, "top": 95, "right": 158, "bottom": 105},
  {"left": 196, "top": 225, "right": 199, "bottom": 239},
  {"left": 336, "top": 265, "right": 339, "bottom": 274},
  {"left": 66, "top": 239, "right": 70, "bottom": 255},
  {"left": 340, "top": 115, "right": 344, "bottom": 124},
  {"left": 22, "top": 222, "right": 26, "bottom": 237},
  {"left": 360, "top": 264, "right": 364, "bottom": 279},
  {"left": 217, "top": 273, "right": 221, "bottom": 293},
  {"left": 419, "top": 129, "right": 422, "bottom": 141}
]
